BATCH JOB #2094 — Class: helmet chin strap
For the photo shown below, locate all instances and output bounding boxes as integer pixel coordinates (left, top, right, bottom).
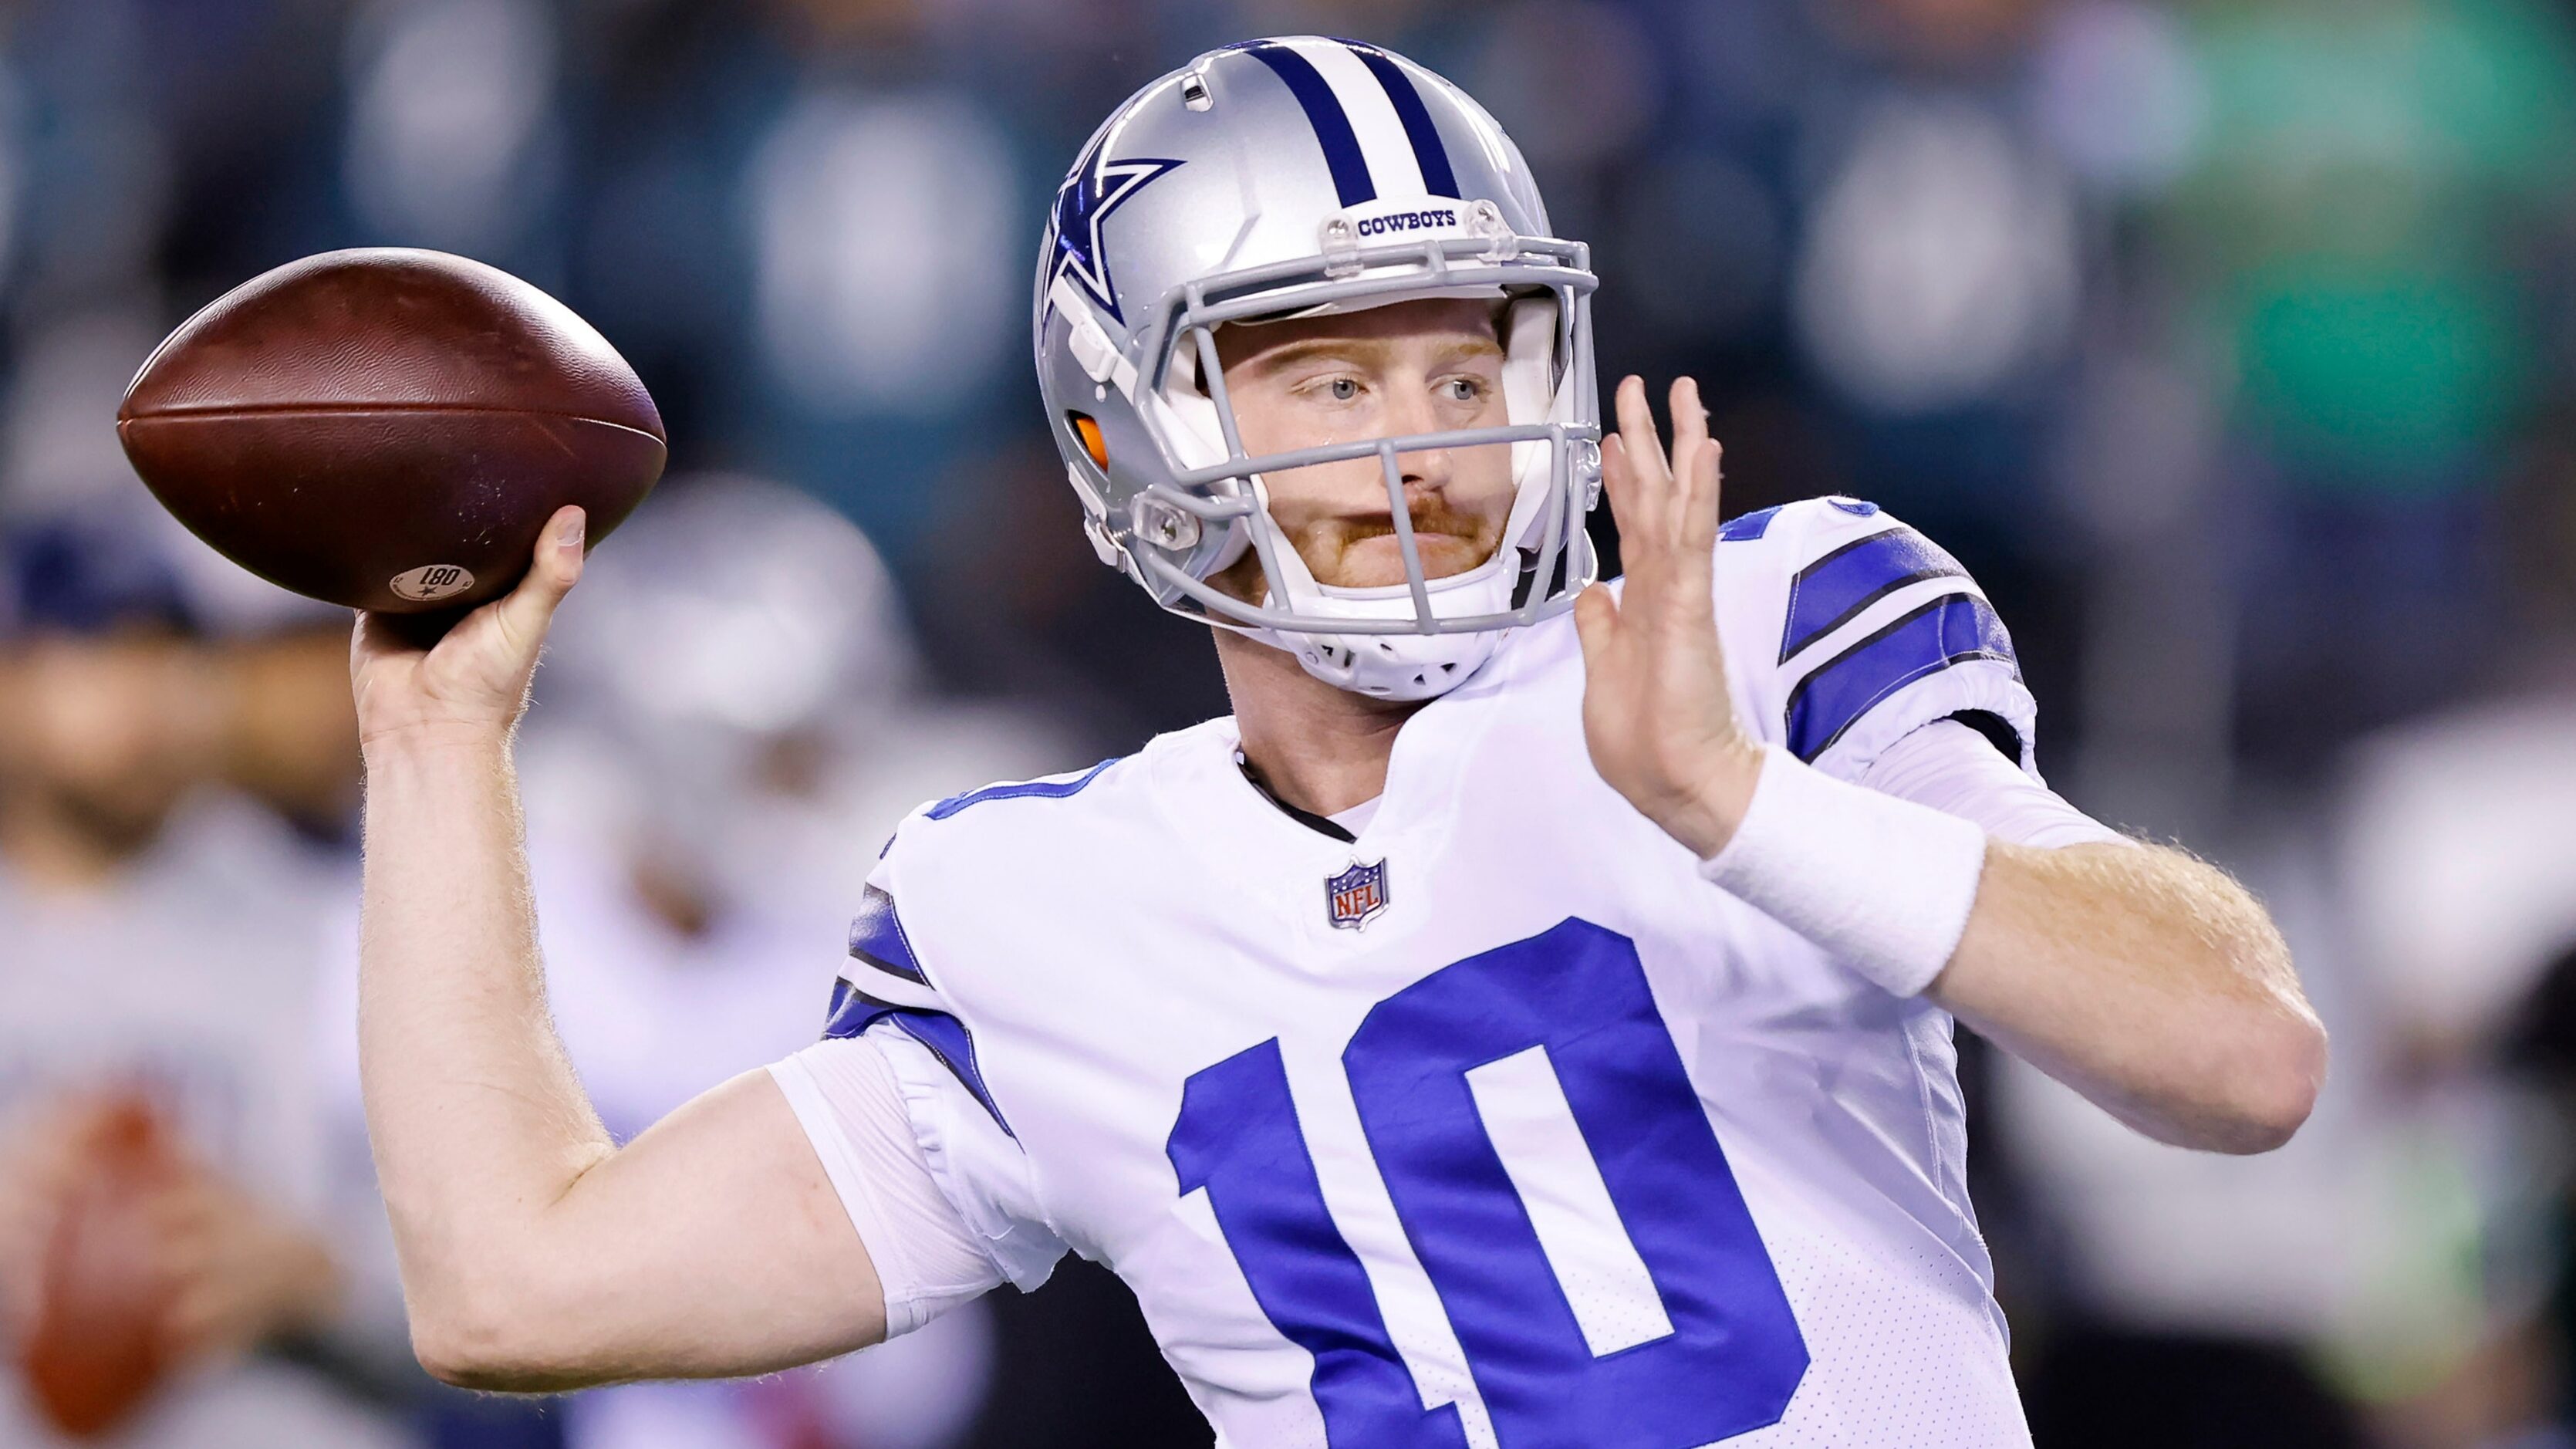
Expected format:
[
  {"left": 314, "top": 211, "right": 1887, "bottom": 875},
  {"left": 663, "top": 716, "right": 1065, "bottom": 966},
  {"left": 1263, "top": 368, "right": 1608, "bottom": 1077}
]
[
  {"left": 1251, "top": 612, "right": 1512, "bottom": 702},
  {"left": 1241, "top": 499, "right": 1521, "bottom": 701}
]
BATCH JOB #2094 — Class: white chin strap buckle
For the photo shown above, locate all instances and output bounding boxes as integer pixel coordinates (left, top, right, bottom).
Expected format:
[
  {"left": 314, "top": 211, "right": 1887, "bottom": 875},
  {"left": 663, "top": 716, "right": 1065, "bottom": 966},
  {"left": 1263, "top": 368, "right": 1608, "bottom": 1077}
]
[{"left": 1271, "top": 625, "right": 1507, "bottom": 702}]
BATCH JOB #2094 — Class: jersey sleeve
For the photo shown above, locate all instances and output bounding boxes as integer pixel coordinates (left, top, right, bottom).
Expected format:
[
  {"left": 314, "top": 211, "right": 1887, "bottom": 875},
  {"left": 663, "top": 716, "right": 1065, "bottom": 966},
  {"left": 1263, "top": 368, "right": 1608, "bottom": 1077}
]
[
  {"left": 1717, "top": 498, "right": 2039, "bottom": 785},
  {"left": 1859, "top": 718, "right": 2127, "bottom": 849},
  {"left": 770, "top": 1032, "right": 1045, "bottom": 1336},
  {"left": 794, "top": 851, "right": 1069, "bottom": 1315}
]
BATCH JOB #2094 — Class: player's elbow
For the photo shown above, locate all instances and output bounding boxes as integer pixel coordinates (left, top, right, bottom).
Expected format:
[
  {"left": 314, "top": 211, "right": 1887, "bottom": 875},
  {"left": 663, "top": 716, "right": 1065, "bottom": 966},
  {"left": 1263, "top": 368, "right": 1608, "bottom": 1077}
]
[
  {"left": 409, "top": 1270, "right": 603, "bottom": 1393},
  {"left": 2149, "top": 874, "right": 2327, "bottom": 1154},
  {"left": 2229, "top": 1008, "right": 2327, "bottom": 1153},
  {"left": 2189, "top": 988, "right": 2328, "bottom": 1156},
  {"left": 411, "top": 1297, "right": 517, "bottom": 1390},
  {"left": 2122, "top": 1009, "right": 2322, "bottom": 1155},
  {"left": 412, "top": 1292, "right": 552, "bottom": 1392}
]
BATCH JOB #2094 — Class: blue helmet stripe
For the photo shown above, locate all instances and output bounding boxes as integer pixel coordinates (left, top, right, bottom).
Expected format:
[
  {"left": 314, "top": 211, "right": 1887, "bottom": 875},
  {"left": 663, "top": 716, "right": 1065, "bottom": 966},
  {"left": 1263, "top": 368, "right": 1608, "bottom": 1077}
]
[
  {"left": 1344, "top": 42, "right": 1459, "bottom": 198},
  {"left": 1242, "top": 41, "right": 1376, "bottom": 207}
]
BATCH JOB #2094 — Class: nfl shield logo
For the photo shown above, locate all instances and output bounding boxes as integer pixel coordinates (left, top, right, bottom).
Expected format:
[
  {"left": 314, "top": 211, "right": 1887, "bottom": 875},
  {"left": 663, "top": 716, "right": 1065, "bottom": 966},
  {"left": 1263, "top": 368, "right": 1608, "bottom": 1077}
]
[{"left": 1325, "top": 859, "right": 1390, "bottom": 931}]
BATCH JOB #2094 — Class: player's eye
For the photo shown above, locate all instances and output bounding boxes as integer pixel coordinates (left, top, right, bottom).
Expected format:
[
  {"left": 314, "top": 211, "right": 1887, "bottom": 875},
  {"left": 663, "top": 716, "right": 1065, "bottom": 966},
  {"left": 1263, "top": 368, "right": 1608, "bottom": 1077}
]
[
  {"left": 1325, "top": 377, "right": 1361, "bottom": 402},
  {"left": 1439, "top": 377, "right": 1487, "bottom": 404}
]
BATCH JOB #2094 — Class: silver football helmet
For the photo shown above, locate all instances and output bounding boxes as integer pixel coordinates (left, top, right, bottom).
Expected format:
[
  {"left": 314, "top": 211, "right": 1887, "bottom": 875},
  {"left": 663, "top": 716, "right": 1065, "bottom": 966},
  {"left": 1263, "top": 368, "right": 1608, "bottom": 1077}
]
[{"left": 1033, "top": 36, "right": 1601, "bottom": 701}]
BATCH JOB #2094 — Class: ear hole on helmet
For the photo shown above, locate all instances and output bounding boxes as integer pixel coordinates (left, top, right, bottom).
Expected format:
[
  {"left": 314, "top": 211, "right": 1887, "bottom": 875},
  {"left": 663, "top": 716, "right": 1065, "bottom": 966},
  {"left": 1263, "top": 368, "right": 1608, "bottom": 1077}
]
[{"left": 1068, "top": 412, "right": 1109, "bottom": 469}]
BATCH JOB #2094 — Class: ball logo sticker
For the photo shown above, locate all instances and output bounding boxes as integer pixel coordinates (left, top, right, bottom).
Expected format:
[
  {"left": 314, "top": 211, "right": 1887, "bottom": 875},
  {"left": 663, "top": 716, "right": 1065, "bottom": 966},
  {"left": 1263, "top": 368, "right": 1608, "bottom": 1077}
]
[
  {"left": 1325, "top": 859, "right": 1390, "bottom": 931},
  {"left": 390, "top": 564, "right": 474, "bottom": 603}
]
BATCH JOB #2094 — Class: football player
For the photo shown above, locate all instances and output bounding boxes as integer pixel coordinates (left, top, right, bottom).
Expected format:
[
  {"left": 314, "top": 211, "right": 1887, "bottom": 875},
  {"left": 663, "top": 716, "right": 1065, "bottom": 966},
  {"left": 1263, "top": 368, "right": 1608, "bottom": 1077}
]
[{"left": 347, "top": 39, "right": 2325, "bottom": 1447}]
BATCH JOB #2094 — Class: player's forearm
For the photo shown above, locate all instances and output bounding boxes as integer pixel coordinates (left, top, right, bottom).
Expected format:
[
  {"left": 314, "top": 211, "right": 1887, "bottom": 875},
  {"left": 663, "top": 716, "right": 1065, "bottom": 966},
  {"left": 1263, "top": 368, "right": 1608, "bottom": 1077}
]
[
  {"left": 1929, "top": 841, "right": 2325, "bottom": 1153},
  {"left": 1680, "top": 747, "right": 2322, "bottom": 1153},
  {"left": 356, "top": 731, "right": 613, "bottom": 1337}
]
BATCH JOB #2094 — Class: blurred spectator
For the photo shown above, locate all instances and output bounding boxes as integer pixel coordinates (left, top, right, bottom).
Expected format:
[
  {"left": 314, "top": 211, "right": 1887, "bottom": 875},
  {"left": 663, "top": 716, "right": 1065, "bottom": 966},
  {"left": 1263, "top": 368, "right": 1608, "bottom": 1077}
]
[
  {"left": 341, "top": 0, "right": 569, "bottom": 275},
  {"left": 1792, "top": 0, "right": 2079, "bottom": 422},
  {"left": 0, "top": 504, "right": 416, "bottom": 1448},
  {"left": 566, "top": 0, "right": 1035, "bottom": 572},
  {"left": 2164, "top": 0, "right": 2576, "bottom": 762},
  {"left": 0, "top": 308, "right": 360, "bottom": 833},
  {"left": 2324, "top": 425, "right": 2576, "bottom": 1449}
]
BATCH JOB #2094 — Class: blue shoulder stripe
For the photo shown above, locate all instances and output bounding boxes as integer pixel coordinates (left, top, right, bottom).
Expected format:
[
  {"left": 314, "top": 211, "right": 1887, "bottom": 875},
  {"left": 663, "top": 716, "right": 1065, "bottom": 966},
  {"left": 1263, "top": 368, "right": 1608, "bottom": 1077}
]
[
  {"left": 822, "top": 980, "right": 1014, "bottom": 1138},
  {"left": 1784, "top": 594, "right": 2017, "bottom": 762},
  {"left": 848, "top": 885, "right": 925, "bottom": 985},
  {"left": 1718, "top": 505, "right": 1783, "bottom": 542},
  {"left": 926, "top": 757, "right": 1121, "bottom": 821},
  {"left": 1778, "top": 525, "right": 1968, "bottom": 664}
]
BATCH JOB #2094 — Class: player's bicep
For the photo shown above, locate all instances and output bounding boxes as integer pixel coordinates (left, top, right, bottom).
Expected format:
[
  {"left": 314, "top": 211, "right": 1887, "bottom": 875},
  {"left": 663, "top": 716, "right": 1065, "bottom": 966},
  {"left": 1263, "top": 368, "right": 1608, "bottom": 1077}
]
[{"left": 525, "top": 1066, "right": 890, "bottom": 1383}]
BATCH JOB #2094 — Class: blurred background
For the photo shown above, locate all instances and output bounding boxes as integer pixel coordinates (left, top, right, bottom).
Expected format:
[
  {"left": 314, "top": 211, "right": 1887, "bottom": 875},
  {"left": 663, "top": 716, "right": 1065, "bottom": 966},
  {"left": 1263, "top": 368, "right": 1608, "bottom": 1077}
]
[{"left": 1, "top": 0, "right": 2572, "bottom": 1445}]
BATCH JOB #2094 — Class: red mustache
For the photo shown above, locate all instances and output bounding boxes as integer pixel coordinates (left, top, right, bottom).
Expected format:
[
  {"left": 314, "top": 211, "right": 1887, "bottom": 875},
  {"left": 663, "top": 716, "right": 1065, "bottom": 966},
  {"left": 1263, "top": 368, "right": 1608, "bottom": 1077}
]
[{"left": 1328, "top": 501, "right": 1497, "bottom": 546}]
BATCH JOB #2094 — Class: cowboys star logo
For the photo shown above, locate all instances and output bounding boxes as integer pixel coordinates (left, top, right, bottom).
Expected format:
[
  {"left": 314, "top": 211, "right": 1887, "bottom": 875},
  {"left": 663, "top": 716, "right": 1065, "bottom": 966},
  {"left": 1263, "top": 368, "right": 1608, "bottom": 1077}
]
[{"left": 1045, "top": 139, "right": 1181, "bottom": 326}]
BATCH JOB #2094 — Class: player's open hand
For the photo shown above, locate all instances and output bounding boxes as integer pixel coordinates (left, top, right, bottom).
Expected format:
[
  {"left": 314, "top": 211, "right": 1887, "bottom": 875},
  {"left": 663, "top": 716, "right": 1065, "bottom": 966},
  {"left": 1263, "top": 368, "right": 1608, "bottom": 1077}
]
[
  {"left": 1572, "top": 377, "right": 1762, "bottom": 860},
  {"left": 147, "top": 1165, "right": 343, "bottom": 1365},
  {"left": 349, "top": 505, "right": 585, "bottom": 758}
]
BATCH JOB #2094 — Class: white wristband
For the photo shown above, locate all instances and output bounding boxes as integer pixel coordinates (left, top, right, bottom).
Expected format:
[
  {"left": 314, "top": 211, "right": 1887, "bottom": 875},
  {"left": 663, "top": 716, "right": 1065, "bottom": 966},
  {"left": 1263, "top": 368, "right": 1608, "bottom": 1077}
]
[{"left": 1697, "top": 747, "right": 1990, "bottom": 997}]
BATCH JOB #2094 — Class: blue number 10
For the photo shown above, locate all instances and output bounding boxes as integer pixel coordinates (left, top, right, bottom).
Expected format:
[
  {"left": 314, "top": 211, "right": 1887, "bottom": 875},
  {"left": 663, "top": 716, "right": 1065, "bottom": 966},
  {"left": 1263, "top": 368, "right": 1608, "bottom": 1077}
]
[{"left": 1166, "top": 917, "right": 1808, "bottom": 1447}]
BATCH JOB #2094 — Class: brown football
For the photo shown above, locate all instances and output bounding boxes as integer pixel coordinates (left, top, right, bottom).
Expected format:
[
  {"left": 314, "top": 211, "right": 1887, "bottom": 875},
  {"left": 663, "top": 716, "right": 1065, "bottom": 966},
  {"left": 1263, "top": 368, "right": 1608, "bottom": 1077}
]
[
  {"left": 116, "top": 248, "right": 666, "bottom": 613},
  {"left": 19, "top": 1096, "right": 185, "bottom": 1441}
]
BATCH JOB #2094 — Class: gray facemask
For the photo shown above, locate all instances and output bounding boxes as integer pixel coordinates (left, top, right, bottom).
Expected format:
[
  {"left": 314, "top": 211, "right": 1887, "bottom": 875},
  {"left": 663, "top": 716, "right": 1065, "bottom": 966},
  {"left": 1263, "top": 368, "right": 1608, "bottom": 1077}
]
[{"left": 1032, "top": 37, "right": 1603, "bottom": 701}]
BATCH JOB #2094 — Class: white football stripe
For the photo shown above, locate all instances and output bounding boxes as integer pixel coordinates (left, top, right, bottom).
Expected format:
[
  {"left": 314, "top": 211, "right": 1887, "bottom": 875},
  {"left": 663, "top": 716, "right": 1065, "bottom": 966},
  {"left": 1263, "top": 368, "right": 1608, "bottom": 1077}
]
[
  {"left": 1293, "top": 39, "right": 1429, "bottom": 199},
  {"left": 1464, "top": 1045, "right": 1676, "bottom": 1358}
]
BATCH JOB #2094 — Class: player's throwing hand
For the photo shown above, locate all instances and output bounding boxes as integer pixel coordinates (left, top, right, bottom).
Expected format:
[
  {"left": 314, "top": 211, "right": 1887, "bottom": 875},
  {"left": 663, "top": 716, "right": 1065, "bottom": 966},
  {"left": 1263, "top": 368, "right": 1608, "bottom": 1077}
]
[
  {"left": 1572, "top": 377, "right": 1764, "bottom": 859},
  {"left": 348, "top": 505, "right": 586, "bottom": 756}
]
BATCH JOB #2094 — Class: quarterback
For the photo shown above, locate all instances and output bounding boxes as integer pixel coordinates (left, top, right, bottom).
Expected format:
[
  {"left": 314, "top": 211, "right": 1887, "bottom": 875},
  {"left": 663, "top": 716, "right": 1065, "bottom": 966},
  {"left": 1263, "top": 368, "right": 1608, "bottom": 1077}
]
[{"left": 350, "top": 39, "right": 2324, "bottom": 1448}]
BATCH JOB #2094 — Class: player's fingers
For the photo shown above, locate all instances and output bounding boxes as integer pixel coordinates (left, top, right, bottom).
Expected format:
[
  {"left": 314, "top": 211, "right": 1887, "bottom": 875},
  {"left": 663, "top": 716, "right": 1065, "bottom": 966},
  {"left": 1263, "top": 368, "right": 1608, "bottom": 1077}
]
[
  {"left": 1669, "top": 377, "right": 1708, "bottom": 458},
  {"left": 1612, "top": 376, "right": 1669, "bottom": 537},
  {"left": 1599, "top": 433, "right": 1636, "bottom": 529},
  {"left": 487, "top": 506, "right": 586, "bottom": 659},
  {"left": 1571, "top": 581, "right": 1619, "bottom": 661},
  {"left": 1667, "top": 377, "right": 1718, "bottom": 544},
  {"left": 1683, "top": 438, "right": 1725, "bottom": 556},
  {"left": 1617, "top": 375, "right": 1670, "bottom": 477},
  {"left": 528, "top": 505, "right": 586, "bottom": 602}
]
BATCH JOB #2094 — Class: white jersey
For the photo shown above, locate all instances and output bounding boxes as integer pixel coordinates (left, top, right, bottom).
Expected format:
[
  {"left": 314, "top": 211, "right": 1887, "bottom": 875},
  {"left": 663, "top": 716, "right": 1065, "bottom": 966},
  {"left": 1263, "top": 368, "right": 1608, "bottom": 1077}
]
[
  {"left": 805, "top": 498, "right": 2043, "bottom": 1448},
  {"left": 0, "top": 796, "right": 413, "bottom": 1449}
]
